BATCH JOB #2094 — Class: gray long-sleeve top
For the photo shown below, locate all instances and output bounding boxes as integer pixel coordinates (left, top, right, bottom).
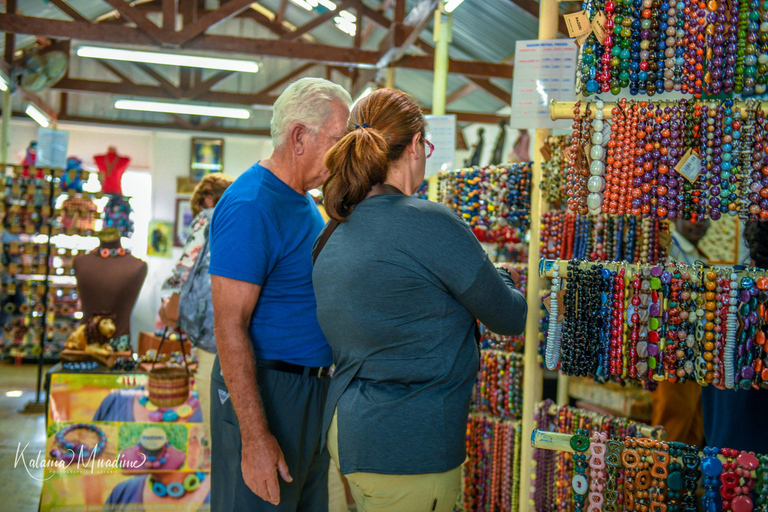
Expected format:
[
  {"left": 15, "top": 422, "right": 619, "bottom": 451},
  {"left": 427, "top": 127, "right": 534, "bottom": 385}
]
[{"left": 312, "top": 194, "right": 527, "bottom": 475}]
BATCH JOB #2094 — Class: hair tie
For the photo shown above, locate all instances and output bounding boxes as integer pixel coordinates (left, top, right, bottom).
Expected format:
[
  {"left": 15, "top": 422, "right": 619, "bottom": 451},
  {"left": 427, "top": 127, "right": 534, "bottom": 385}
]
[{"left": 355, "top": 123, "right": 370, "bottom": 130}]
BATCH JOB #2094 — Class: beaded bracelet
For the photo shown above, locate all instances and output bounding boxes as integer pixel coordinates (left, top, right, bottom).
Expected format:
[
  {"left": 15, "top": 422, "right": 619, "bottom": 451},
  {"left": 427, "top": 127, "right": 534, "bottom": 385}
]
[
  {"left": 587, "top": 432, "right": 607, "bottom": 512},
  {"left": 49, "top": 423, "right": 107, "bottom": 463}
]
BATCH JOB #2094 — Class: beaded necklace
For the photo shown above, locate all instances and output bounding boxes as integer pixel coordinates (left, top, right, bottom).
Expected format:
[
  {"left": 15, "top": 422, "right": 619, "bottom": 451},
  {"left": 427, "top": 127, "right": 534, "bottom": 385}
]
[
  {"left": 589, "top": 99, "right": 608, "bottom": 214},
  {"left": 757, "top": 1, "right": 768, "bottom": 94},
  {"left": 546, "top": 263, "right": 563, "bottom": 371},
  {"left": 724, "top": 0, "right": 739, "bottom": 94},
  {"left": 757, "top": 454, "right": 768, "bottom": 511},
  {"left": 587, "top": 432, "right": 607, "bottom": 512}
]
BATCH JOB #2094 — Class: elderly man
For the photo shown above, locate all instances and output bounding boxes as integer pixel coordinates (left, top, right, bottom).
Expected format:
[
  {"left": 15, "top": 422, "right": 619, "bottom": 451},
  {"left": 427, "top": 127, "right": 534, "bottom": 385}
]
[{"left": 209, "top": 77, "right": 351, "bottom": 511}]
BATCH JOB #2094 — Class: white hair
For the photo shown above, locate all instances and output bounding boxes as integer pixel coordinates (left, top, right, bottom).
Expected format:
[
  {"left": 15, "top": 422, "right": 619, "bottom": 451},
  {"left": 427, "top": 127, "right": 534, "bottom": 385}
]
[{"left": 270, "top": 77, "right": 352, "bottom": 147}]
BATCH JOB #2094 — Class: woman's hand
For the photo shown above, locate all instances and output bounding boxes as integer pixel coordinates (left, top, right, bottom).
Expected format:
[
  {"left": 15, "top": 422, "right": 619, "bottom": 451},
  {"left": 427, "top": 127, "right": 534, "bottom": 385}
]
[{"left": 495, "top": 263, "right": 521, "bottom": 286}]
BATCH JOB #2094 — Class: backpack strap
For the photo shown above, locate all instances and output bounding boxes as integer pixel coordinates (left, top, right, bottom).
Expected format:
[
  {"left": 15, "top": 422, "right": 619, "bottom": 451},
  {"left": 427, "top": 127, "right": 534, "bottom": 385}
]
[{"left": 312, "top": 219, "right": 339, "bottom": 265}]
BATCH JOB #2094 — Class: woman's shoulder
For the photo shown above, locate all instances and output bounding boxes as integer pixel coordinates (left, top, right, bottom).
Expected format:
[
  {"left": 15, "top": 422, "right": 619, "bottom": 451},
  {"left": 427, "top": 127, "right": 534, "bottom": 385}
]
[
  {"left": 397, "top": 197, "right": 472, "bottom": 233},
  {"left": 395, "top": 196, "right": 463, "bottom": 221}
]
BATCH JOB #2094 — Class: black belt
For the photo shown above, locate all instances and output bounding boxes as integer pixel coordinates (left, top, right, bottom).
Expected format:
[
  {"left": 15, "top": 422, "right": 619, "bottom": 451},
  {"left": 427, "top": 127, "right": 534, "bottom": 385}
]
[{"left": 257, "top": 359, "right": 330, "bottom": 378}]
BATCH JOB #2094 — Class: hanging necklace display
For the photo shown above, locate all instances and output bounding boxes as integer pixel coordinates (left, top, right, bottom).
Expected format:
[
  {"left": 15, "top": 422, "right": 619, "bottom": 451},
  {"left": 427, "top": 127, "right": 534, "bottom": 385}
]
[
  {"left": 437, "top": 163, "right": 531, "bottom": 244},
  {"left": 561, "top": 99, "right": 768, "bottom": 221},
  {"left": 543, "top": 259, "right": 768, "bottom": 389}
]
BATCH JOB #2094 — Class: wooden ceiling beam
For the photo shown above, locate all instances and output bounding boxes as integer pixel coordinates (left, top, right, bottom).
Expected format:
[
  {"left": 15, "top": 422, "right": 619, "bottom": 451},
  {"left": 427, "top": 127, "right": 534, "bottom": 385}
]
[
  {"left": 0, "top": 13, "right": 514, "bottom": 78},
  {"left": 446, "top": 83, "right": 477, "bottom": 106},
  {"left": 4, "top": 0, "right": 16, "bottom": 67},
  {"left": 100, "top": 0, "right": 168, "bottom": 44},
  {"left": 96, "top": 61, "right": 135, "bottom": 84},
  {"left": 53, "top": 78, "right": 276, "bottom": 106},
  {"left": 281, "top": 0, "right": 354, "bottom": 41},
  {"left": 509, "top": 0, "right": 569, "bottom": 36},
  {"left": 162, "top": 0, "right": 177, "bottom": 31},
  {"left": 276, "top": 0, "right": 289, "bottom": 25},
  {"left": 256, "top": 62, "right": 317, "bottom": 95},
  {"left": 187, "top": 70, "right": 235, "bottom": 98},
  {"left": 134, "top": 62, "right": 182, "bottom": 98},
  {"left": 14, "top": 113, "right": 272, "bottom": 137},
  {"left": 48, "top": 0, "right": 89, "bottom": 22},
  {"left": 376, "top": 0, "right": 439, "bottom": 69},
  {"left": 446, "top": 111, "right": 508, "bottom": 125},
  {"left": 175, "top": 0, "right": 255, "bottom": 45}
]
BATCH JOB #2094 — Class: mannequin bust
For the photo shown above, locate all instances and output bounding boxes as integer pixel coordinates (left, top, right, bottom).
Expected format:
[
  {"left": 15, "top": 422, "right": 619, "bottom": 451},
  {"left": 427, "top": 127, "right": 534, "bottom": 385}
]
[
  {"left": 469, "top": 128, "right": 485, "bottom": 167},
  {"left": 22, "top": 141, "right": 44, "bottom": 178},
  {"left": 94, "top": 146, "right": 131, "bottom": 196},
  {"left": 73, "top": 228, "right": 147, "bottom": 338},
  {"left": 490, "top": 120, "right": 508, "bottom": 165}
]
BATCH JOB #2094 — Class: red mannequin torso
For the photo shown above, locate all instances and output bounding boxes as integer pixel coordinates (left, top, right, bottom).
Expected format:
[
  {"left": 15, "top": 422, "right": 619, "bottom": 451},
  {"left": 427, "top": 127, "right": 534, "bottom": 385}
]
[{"left": 94, "top": 147, "right": 131, "bottom": 195}]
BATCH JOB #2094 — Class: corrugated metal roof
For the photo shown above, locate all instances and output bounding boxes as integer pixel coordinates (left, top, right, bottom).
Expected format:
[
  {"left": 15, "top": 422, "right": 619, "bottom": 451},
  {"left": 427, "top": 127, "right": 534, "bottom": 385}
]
[{"left": 6, "top": 0, "right": 533, "bottom": 129}]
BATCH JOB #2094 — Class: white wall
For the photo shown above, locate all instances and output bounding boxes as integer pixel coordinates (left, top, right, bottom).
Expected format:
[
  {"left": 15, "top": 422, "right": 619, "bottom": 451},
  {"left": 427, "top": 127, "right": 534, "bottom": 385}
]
[{"left": 7, "top": 118, "right": 273, "bottom": 347}]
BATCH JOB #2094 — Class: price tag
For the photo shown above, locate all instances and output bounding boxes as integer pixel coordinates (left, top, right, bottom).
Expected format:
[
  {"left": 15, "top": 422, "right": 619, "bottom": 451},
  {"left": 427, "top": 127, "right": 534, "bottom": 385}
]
[
  {"left": 674, "top": 149, "right": 702, "bottom": 182},
  {"left": 540, "top": 142, "right": 553, "bottom": 161},
  {"left": 591, "top": 11, "right": 608, "bottom": 42},
  {"left": 564, "top": 10, "right": 592, "bottom": 38}
]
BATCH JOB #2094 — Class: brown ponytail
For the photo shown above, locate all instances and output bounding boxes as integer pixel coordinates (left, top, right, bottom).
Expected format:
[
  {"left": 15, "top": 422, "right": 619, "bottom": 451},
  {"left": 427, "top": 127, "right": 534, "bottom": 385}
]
[{"left": 323, "top": 88, "right": 425, "bottom": 222}]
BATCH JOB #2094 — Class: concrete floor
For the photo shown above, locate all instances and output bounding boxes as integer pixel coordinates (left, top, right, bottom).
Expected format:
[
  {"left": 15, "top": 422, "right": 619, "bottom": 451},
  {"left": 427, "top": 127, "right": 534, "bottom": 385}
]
[{"left": 0, "top": 362, "right": 51, "bottom": 512}]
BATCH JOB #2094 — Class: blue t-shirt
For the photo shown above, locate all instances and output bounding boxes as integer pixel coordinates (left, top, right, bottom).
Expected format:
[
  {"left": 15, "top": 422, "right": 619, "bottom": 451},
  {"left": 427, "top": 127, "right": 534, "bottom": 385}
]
[{"left": 209, "top": 163, "right": 331, "bottom": 367}]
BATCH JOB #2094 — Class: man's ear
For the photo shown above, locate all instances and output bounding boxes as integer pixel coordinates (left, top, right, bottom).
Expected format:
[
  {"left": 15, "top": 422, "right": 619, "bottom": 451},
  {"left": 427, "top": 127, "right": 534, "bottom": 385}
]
[{"left": 290, "top": 124, "right": 307, "bottom": 156}]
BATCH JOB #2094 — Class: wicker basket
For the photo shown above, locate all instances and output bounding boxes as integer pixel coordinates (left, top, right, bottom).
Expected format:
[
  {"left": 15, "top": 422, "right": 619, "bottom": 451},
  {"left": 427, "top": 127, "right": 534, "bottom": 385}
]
[{"left": 147, "top": 328, "right": 190, "bottom": 408}]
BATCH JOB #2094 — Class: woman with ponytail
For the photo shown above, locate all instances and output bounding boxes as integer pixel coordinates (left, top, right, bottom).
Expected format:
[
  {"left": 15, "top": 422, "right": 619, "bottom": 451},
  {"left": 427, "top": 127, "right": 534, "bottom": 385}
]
[{"left": 312, "top": 89, "right": 528, "bottom": 512}]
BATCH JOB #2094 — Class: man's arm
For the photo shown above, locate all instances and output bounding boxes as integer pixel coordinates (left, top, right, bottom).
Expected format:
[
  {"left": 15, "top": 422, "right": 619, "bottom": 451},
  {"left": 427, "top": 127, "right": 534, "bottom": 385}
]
[{"left": 211, "top": 275, "right": 292, "bottom": 506}]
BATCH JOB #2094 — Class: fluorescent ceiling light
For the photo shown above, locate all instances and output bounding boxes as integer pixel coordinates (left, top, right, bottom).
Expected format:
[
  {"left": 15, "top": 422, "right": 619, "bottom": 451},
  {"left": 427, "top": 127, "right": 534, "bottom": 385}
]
[
  {"left": 0, "top": 75, "right": 7, "bottom": 92},
  {"left": 6, "top": 390, "right": 23, "bottom": 398},
  {"left": 115, "top": 99, "right": 251, "bottom": 119},
  {"left": 289, "top": 0, "right": 357, "bottom": 35},
  {"left": 445, "top": 0, "right": 465, "bottom": 13},
  {"left": 25, "top": 104, "right": 50, "bottom": 127},
  {"left": 76, "top": 46, "right": 260, "bottom": 73}
]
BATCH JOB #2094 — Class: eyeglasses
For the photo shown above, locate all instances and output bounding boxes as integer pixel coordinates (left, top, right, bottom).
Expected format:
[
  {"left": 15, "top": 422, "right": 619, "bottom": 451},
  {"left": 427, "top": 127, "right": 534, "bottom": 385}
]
[{"left": 423, "top": 138, "right": 434, "bottom": 159}]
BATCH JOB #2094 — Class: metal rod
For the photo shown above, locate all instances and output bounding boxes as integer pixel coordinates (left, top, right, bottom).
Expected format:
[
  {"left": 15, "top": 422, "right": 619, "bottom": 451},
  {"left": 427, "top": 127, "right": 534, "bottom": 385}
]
[
  {"left": 549, "top": 98, "right": 768, "bottom": 121},
  {"left": 531, "top": 429, "right": 577, "bottom": 453},
  {"left": 532, "top": 425, "right": 668, "bottom": 453},
  {"left": 543, "top": 403, "right": 666, "bottom": 440},
  {"left": 538, "top": 259, "right": 766, "bottom": 279}
]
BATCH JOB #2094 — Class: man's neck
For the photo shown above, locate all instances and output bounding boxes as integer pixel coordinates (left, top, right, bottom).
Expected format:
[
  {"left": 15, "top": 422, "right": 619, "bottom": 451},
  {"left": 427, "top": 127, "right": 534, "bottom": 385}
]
[{"left": 260, "top": 154, "right": 306, "bottom": 195}]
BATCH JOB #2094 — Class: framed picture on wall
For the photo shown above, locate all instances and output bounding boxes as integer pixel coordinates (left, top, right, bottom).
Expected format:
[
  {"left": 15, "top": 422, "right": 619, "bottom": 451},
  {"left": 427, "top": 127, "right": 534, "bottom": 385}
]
[
  {"left": 147, "top": 221, "right": 173, "bottom": 258},
  {"left": 174, "top": 198, "right": 195, "bottom": 247},
  {"left": 190, "top": 138, "right": 224, "bottom": 182}
]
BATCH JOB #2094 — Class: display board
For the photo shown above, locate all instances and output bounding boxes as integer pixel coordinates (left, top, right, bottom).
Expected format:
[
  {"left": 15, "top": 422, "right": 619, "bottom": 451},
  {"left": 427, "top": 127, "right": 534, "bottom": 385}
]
[
  {"left": 509, "top": 39, "right": 577, "bottom": 130},
  {"left": 40, "top": 373, "right": 210, "bottom": 512},
  {"left": 424, "top": 114, "right": 456, "bottom": 177}
]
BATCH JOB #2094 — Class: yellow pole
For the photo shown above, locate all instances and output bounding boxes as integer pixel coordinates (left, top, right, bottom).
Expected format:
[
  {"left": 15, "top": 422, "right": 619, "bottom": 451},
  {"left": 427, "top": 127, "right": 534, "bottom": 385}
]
[
  {"left": 518, "top": 0, "right": 559, "bottom": 509},
  {"left": 431, "top": 1, "right": 451, "bottom": 116},
  {"left": 1, "top": 88, "right": 11, "bottom": 165},
  {"left": 385, "top": 67, "right": 396, "bottom": 89}
]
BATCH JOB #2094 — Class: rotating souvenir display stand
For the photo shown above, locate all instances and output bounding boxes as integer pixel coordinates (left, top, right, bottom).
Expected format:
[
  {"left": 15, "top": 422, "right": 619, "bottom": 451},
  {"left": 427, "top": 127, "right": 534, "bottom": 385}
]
[
  {"left": 0, "top": 163, "right": 127, "bottom": 411},
  {"left": 434, "top": 162, "right": 531, "bottom": 510}
]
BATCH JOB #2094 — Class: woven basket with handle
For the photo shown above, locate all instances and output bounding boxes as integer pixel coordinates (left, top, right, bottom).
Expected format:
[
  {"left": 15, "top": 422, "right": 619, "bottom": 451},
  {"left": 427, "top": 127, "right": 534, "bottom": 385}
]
[{"left": 147, "top": 327, "right": 190, "bottom": 408}]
